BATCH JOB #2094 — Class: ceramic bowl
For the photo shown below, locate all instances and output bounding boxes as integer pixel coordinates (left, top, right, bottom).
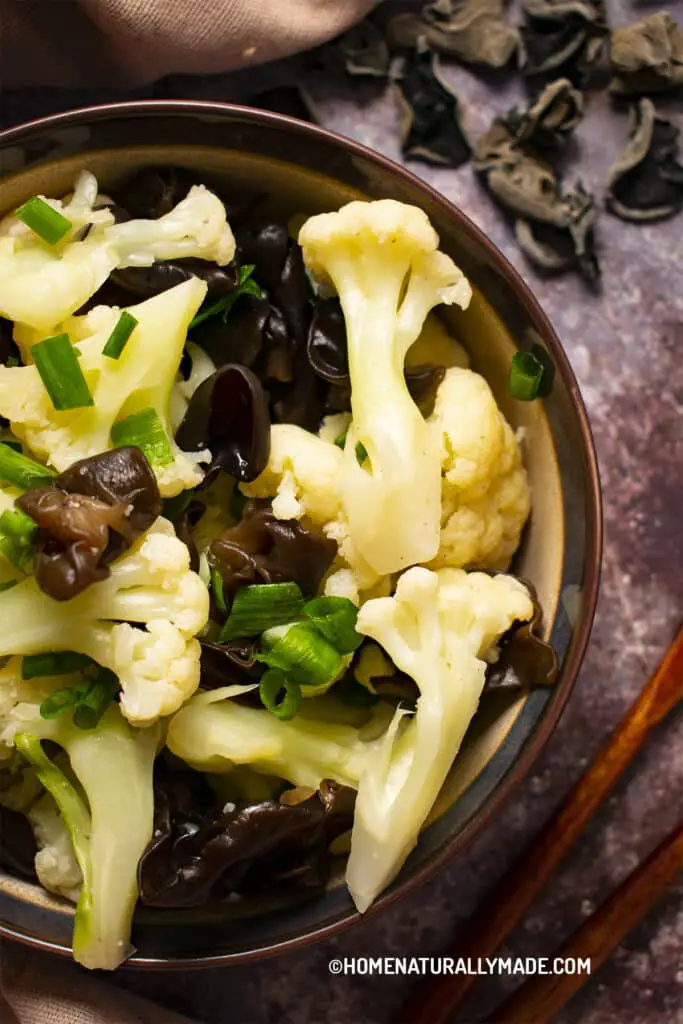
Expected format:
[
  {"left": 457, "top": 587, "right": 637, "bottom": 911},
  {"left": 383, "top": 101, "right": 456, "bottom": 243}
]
[{"left": 0, "top": 101, "right": 601, "bottom": 967}]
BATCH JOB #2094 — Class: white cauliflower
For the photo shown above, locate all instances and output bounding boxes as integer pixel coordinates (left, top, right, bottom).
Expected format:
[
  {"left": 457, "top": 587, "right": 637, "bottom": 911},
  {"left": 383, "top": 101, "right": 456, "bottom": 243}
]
[
  {"left": 29, "top": 793, "right": 83, "bottom": 903},
  {"left": 427, "top": 367, "right": 531, "bottom": 571},
  {"left": 299, "top": 200, "right": 471, "bottom": 576},
  {"left": 0, "top": 278, "right": 209, "bottom": 497},
  {"left": 0, "top": 518, "right": 209, "bottom": 725},
  {"left": 0, "top": 176, "right": 235, "bottom": 332},
  {"left": 406, "top": 312, "right": 470, "bottom": 372},
  {"left": 347, "top": 567, "right": 533, "bottom": 912}
]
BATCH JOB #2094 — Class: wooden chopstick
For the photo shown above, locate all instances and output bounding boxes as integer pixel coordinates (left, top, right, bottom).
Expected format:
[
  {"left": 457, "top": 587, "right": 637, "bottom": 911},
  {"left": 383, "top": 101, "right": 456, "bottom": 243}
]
[
  {"left": 485, "top": 821, "right": 683, "bottom": 1023},
  {"left": 398, "top": 624, "right": 683, "bottom": 1024}
]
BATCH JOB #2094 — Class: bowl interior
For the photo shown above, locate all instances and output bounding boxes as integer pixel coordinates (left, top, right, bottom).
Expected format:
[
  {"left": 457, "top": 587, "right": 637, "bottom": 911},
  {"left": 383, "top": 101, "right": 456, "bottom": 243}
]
[{"left": 0, "top": 109, "right": 599, "bottom": 965}]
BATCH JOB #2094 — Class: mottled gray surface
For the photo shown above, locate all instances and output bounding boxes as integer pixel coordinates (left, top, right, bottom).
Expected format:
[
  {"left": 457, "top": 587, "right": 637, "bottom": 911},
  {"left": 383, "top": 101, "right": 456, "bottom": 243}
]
[{"left": 2, "top": 2, "right": 683, "bottom": 1020}]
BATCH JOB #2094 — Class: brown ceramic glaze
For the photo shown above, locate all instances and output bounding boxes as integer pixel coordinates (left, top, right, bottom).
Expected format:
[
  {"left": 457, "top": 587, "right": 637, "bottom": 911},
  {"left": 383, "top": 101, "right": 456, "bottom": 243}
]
[{"left": 0, "top": 102, "right": 602, "bottom": 967}]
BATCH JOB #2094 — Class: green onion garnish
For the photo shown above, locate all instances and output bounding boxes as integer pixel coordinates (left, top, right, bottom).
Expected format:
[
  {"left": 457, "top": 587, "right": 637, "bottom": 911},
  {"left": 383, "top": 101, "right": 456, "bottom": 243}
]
[
  {"left": 334, "top": 432, "right": 347, "bottom": 450},
  {"left": 39, "top": 667, "right": 119, "bottom": 730},
  {"left": 0, "top": 508, "right": 37, "bottom": 569},
  {"left": 14, "top": 196, "right": 72, "bottom": 245},
  {"left": 220, "top": 582, "right": 305, "bottom": 642},
  {"left": 32, "top": 334, "right": 94, "bottom": 411},
  {"left": 210, "top": 566, "right": 228, "bottom": 616},
  {"left": 23, "top": 651, "right": 95, "bottom": 680},
  {"left": 258, "top": 623, "right": 343, "bottom": 689},
  {"left": 0, "top": 442, "right": 56, "bottom": 490},
  {"left": 189, "top": 265, "right": 261, "bottom": 329},
  {"left": 258, "top": 669, "right": 302, "bottom": 720},
  {"left": 355, "top": 442, "right": 368, "bottom": 464},
  {"left": 102, "top": 311, "right": 138, "bottom": 360},
  {"left": 508, "top": 351, "right": 545, "bottom": 401},
  {"left": 303, "top": 596, "right": 362, "bottom": 656},
  {"left": 111, "top": 407, "right": 173, "bottom": 467}
]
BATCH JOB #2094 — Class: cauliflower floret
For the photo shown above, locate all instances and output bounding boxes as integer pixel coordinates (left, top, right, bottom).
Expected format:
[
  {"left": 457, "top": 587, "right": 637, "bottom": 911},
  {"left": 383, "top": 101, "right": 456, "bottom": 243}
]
[
  {"left": 347, "top": 567, "right": 533, "bottom": 912},
  {"left": 0, "top": 518, "right": 209, "bottom": 725},
  {"left": 406, "top": 312, "right": 470, "bottom": 371},
  {"left": 29, "top": 794, "right": 83, "bottom": 903},
  {"left": 0, "top": 278, "right": 209, "bottom": 498},
  {"left": 299, "top": 200, "right": 471, "bottom": 577},
  {"left": 427, "top": 367, "right": 531, "bottom": 571},
  {"left": 0, "top": 176, "right": 235, "bottom": 332}
]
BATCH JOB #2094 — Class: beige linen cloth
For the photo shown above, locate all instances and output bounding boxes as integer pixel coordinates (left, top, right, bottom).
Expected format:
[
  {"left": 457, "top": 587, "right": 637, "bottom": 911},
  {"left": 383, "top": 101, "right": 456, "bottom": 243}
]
[{"left": 0, "top": 2, "right": 375, "bottom": 1021}]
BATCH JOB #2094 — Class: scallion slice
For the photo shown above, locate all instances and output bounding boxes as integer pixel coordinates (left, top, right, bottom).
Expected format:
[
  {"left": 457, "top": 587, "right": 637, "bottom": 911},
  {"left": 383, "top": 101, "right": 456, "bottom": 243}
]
[
  {"left": 111, "top": 408, "right": 174, "bottom": 467},
  {"left": 334, "top": 432, "right": 348, "bottom": 450},
  {"left": 32, "top": 334, "right": 94, "bottom": 411},
  {"left": 220, "top": 582, "right": 304, "bottom": 642},
  {"left": 102, "top": 311, "right": 138, "bottom": 360},
  {"left": 508, "top": 351, "right": 545, "bottom": 401},
  {"left": 189, "top": 265, "right": 261, "bottom": 329},
  {"left": 210, "top": 566, "right": 228, "bottom": 616},
  {"left": 23, "top": 651, "right": 94, "bottom": 681},
  {"left": 39, "top": 667, "right": 119, "bottom": 730},
  {"left": 0, "top": 508, "right": 37, "bottom": 569},
  {"left": 303, "top": 596, "right": 362, "bottom": 655},
  {"left": 14, "top": 196, "right": 72, "bottom": 245},
  {"left": 0, "top": 443, "right": 56, "bottom": 490},
  {"left": 355, "top": 442, "right": 368, "bottom": 464},
  {"left": 258, "top": 669, "right": 301, "bottom": 720},
  {"left": 258, "top": 622, "right": 343, "bottom": 689}
]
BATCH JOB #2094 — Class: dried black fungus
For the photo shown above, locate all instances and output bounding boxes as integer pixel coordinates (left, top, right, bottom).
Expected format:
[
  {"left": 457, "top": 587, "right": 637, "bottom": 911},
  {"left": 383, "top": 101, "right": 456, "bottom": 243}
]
[
  {"left": 236, "top": 221, "right": 309, "bottom": 348},
  {"left": 112, "top": 258, "right": 241, "bottom": 301},
  {"left": 606, "top": 100, "right": 683, "bottom": 223},
  {"left": 0, "top": 317, "right": 15, "bottom": 366},
  {"left": 335, "top": 19, "right": 391, "bottom": 77},
  {"left": 114, "top": 166, "right": 204, "bottom": 219},
  {"left": 396, "top": 48, "right": 471, "bottom": 168},
  {"left": 609, "top": 12, "right": 683, "bottom": 95},
  {"left": 519, "top": 0, "right": 608, "bottom": 86},
  {"left": 177, "top": 364, "right": 271, "bottom": 485},
  {"left": 138, "top": 772, "right": 355, "bottom": 908},
  {"left": 209, "top": 500, "right": 337, "bottom": 601},
  {"left": 502, "top": 78, "right": 583, "bottom": 151},
  {"left": 485, "top": 582, "right": 558, "bottom": 692},
  {"left": 389, "top": 0, "right": 519, "bottom": 69},
  {"left": 199, "top": 639, "right": 264, "bottom": 692},
  {"left": 473, "top": 119, "right": 599, "bottom": 280},
  {"left": 18, "top": 447, "right": 161, "bottom": 602}
]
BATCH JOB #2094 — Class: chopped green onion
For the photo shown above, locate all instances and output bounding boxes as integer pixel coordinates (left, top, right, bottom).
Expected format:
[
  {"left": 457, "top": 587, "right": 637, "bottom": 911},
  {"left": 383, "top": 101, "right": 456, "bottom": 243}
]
[
  {"left": 40, "top": 667, "right": 119, "bottom": 730},
  {"left": 303, "top": 596, "right": 362, "bottom": 656},
  {"left": 0, "top": 442, "right": 56, "bottom": 490},
  {"left": 530, "top": 343, "right": 556, "bottom": 398},
  {"left": 355, "top": 442, "right": 368, "bottom": 464},
  {"left": 14, "top": 196, "right": 72, "bottom": 245},
  {"left": 111, "top": 407, "right": 173, "bottom": 467},
  {"left": 258, "top": 669, "right": 301, "bottom": 720},
  {"left": 32, "top": 334, "right": 94, "bottom": 411},
  {"left": 2, "top": 441, "right": 21, "bottom": 453},
  {"left": 210, "top": 566, "right": 228, "bottom": 616},
  {"left": 102, "top": 311, "right": 138, "bottom": 360},
  {"left": 189, "top": 265, "right": 261, "bottom": 329},
  {"left": 220, "top": 582, "right": 305, "bottom": 642},
  {"left": 334, "top": 432, "right": 348, "bottom": 450},
  {"left": 0, "top": 508, "right": 37, "bottom": 569},
  {"left": 508, "top": 351, "right": 545, "bottom": 401},
  {"left": 23, "top": 651, "right": 94, "bottom": 680},
  {"left": 258, "top": 622, "right": 343, "bottom": 689}
]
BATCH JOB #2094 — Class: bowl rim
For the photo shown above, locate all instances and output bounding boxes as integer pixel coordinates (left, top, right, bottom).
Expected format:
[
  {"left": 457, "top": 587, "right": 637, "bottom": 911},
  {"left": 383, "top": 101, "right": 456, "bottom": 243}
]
[{"left": 0, "top": 98, "right": 603, "bottom": 969}]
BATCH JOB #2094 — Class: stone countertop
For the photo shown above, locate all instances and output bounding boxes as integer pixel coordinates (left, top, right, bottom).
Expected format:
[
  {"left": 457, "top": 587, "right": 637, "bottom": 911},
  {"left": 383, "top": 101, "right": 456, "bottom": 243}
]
[{"left": 2, "top": 4, "right": 682, "bottom": 1020}]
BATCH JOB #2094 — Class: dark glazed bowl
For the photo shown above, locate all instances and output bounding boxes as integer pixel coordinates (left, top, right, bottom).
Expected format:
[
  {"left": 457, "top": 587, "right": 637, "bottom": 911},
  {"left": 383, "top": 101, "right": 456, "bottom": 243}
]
[{"left": 0, "top": 101, "right": 601, "bottom": 968}]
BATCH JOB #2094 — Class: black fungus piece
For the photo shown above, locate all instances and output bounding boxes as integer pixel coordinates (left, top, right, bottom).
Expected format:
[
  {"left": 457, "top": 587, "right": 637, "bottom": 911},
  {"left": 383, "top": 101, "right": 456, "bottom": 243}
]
[
  {"left": 269, "top": 348, "right": 327, "bottom": 432},
  {"left": 0, "top": 317, "right": 15, "bottom": 366},
  {"left": 173, "top": 499, "right": 204, "bottom": 574},
  {"left": 307, "top": 299, "right": 348, "bottom": 384},
  {"left": 209, "top": 499, "right": 337, "bottom": 601},
  {"left": 0, "top": 804, "right": 38, "bottom": 879},
  {"left": 389, "top": 0, "right": 519, "bottom": 69},
  {"left": 176, "top": 364, "right": 271, "bottom": 486},
  {"left": 111, "top": 258, "right": 241, "bottom": 301},
  {"left": 236, "top": 221, "right": 309, "bottom": 346},
  {"left": 138, "top": 778, "right": 356, "bottom": 909},
  {"left": 473, "top": 121, "right": 600, "bottom": 280},
  {"left": 18, "top": 447, "right": 161, "bottom": 602},
  {"left": 396, "top": 48, "right": 471, "bottom": 168},
  {"left": 191, "top": 295, "right": 278, "bottom": 372},
  {"left": 519, "top": 0, "right": 607, "bottom": 86},
  {"left": 609, "top": 12, "right": 683, "bottom": 95},
  {"left": 606, "top": 100, "right": 683, "bottom": 223},
  {"left": 502, "top": 78, "right": 583, "bottom": 151},
  {"left": 199, "top": 639, "right": 264, "bottom": 693},
  {"left": 114, "top": 166, "right": 205, "bottom": 219},
  {"left": 335, "top": 19, "right": 391, "bottom": 77},
  {"left": 485, "top": 581, "right": 558, "bottom": 692}
]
